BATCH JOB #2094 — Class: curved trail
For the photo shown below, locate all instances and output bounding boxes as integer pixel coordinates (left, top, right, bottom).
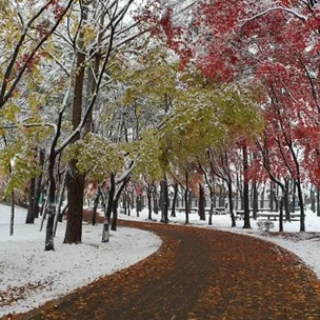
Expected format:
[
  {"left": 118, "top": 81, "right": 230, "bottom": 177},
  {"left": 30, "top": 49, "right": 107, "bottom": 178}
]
[{"left": 10, "top": 220, "right": 320, "bottom": 320}]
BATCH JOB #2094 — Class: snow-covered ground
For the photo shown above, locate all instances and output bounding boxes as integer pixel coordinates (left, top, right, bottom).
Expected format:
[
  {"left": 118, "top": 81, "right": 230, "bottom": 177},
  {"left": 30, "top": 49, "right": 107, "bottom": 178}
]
[
  {"left": 119, "top": 207, "right": 320, "bottom": 281},
  {"left": 0, "top": 204, "right": 161, "bottom": 318}
]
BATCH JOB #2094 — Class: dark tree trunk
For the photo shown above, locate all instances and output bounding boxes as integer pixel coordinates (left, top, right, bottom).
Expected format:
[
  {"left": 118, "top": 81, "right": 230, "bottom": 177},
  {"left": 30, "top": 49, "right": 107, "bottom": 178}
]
[
  {"left": 111, "top": 200, "right": 118, "bottom": 231},
  {"left": 295, "top": 179, "right": 305, "bottom": 232},
  {"left": 184, "top": 171, "right": 189, "bottom": 224},
  {"left": 64, "top": 35, "right": 86, "bottom": 244},
  {"left": 279, "top": 197, "right": 284, "bottom": 232},
  {"left": 152, "top": 184, "right": 159, "bottom": 214},
  {"left": 218, "top": 185, "right": 224, "bottom": 207},
  {"left": 171, "top": 182, "right": 178, "bottom": 217},
  {"left": 111, "top": 176, "right": 130, "bottom": 231},
  {"left": 198, "top": 183, "right": 206, "bottom": 221},
  {"left": 147, "top": 184, "right": 152, "bottom": 220},
  {"left": 284, "top": 180, "right": 290, "bottom": 221},
  {"left": 208, "top": 187, "right": 214, "bottom": 225},
  {"left": 92, "top": 189, "right": 101, "bottom": 225},
  {"left": 45, "top": 151, "right": 57, "bottom": 250},
  {"left": 227, "top": 181, "right": 236, "bottom": 227},
  {"left": 160, "top": 177, "right": 169, "bottom": 223},
  {"left": 136, "top": 195, "right": 142, "bottom": 216},
  {"left": 242, "top": 146, "right": 251, "bottom": 229},
  {"left": 106, "top": 175, "right": 115, "bottom": 224},
  {"left": 270, "top": 180, "right": 275, "bottom": 212},
  {"left": 252, "top": 181, "right": 258, "bottom": 220},
  {"left": 64, "top": 162, "right": 85, "bottom": 244},
  {"left": 260, "top": 184, "right": 265, "bottom": 210},
  {"left": 275, "top": 184, "right": 279, "bottom": 212},
  {"left": 26, "top": 177, "right": 37, "bottom": 224},
  {"left": 10, "top": 191, "right": 15, "bottom": 236},
  {"left": 291, "top": 180, "right": 297, "bottom": 213}
]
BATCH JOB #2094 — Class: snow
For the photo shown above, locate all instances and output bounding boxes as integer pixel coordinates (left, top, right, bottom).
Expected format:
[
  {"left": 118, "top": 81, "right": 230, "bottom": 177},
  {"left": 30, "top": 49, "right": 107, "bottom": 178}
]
[
  {"left": 119, "top": 207, "right": 320, "bottom": 280},
  {"left": 0, "top": 204, "right": 161, "bottom": 318}
]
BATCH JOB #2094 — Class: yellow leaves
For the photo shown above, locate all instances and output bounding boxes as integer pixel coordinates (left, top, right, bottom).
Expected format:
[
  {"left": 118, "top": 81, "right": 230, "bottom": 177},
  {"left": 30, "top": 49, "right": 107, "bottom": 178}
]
[
  {"left": 83, "top": 25, "right": 97, "bottom": 44},
  {"left": 2, "top": 102, "right": 21, "bottom": 122}
]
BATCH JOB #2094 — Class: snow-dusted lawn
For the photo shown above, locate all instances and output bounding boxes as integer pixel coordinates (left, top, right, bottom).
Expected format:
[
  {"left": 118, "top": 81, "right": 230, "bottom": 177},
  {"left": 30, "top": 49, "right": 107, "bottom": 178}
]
[
  {"left": 0, "top": 205, "right": 161, "bottom": 318},
  {"left": 119, "top": 207, "right": 320, "bottom": 280}
]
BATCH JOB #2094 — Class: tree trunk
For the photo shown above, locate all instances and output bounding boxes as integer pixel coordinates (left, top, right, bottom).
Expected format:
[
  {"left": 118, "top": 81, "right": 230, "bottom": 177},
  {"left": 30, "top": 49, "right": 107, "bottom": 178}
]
[
  {"left": 295, "top": 179, "right": 305, "bottom": 232},
  {"left": 208, "top": 186, "right": 214, "bottom": 225},
  {"left": 270, "top": 180, "right": 275, "bottom": 212},
  {"left": 63, "top": 9, "right": 88, "bottom": 243},
  {"left": 252, "top": 181, "right": 258, "bottom": 220},
  {"left": 227, "top": 181, "right": 236, "bottom": 227},
  {"left": 279, "top": 197, "right": 283, "bottom": 232},
  {"left": 10, "top": 190, "right": 15, "bottom": 236},
  {"left": 160, "top": 177, "right": 169, "bottom": 223},
  {"left": 111, "top": 200, "right": 118, "bottom": 231},
  {"left": 242, "top": 146, "right": 251, "bottom": 229},
  {"left": 260, "top": 184, "right": 265, "bottom": 210},
  {"left": 44, "top": 147, "right": 58, "bottom": 250},
  {"left": 198, "top": 183, "right": 206, "bottom": 221},
  {"left": 64, "top": 162, "right": 85, "bottom": 244},
  {"left": 291, "top": 180, "right": 297, "bottom": 213},
  {"left": 147, "top": 184, "right": 152, "bottom": 220},
  {"left": 284, "top": 179, "right": 290, "bottom": 221},
  {"left": 171, "top": 182, "right": 178, "bottom": 217},
  {"left": 92, "top": 189, "right": 101, "bottom": 225},
  {"left": 184, "top": 171, "right": 189, "bottom": 224},
  {"left": 26, "top": 177, "right": 36, "bottom": 224},
  {"left": 111, "top": 176, "right": 130, "bottom": 231},
  {"left": 106, "top": 175, "right": 115, "bottom": 224}
]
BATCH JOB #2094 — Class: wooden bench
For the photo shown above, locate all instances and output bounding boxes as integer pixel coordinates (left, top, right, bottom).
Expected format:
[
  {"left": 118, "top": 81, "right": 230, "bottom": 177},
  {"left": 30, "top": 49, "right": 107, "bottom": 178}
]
[
  {"left": 256, "top": 213, "right": 302, "bottom": 221},
  {"left": 213, "top": 207, "right": 226, "bottom": 215},
  {"left": 176, "top": 207, "right": 198, "bottom": 213}
]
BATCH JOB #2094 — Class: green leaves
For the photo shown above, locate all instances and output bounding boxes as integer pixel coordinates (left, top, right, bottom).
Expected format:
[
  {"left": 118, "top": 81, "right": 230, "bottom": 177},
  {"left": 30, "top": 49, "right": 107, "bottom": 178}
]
[
  {"left": 0, "top": 138, "right": 40, "bottom": 198},
  {"left": 64, "top": 133, "right": 125, "bottom": 180}
]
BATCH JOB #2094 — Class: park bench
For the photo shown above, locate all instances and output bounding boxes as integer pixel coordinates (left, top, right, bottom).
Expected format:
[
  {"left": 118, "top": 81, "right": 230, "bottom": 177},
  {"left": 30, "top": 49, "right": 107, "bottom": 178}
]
[
  {"left": 213, "top": 207, "right": 226, "bottom": 215},
  {"left": 256, "top": 212, "right": 302, "bottom": 221}
]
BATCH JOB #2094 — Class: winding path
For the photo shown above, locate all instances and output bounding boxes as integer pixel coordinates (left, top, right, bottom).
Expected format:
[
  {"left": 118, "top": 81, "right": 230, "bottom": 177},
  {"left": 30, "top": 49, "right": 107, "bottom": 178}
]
[{"left": 10, "top": 220, "right": 320, "bottom": 320}]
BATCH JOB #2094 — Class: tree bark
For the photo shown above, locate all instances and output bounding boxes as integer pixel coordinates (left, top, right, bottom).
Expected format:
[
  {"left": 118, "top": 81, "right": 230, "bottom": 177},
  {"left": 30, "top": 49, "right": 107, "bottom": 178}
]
[
  {"left": 252, "top": 181, "right": 258, "bottom": 220},
  {"left": 279, "top": 197, "right": 284, "bottom": 232},
  {"left": 208, "top": 187, "right": 214, "bottom": 225},
  {"left": 295, "top": 179, "right": 305, "bottom": 232},
  {"left": 171, "top": 182, "right": 178, "bottom": 217},
  {"left": 227, "top": 181, "right": 236, "bottom": 227},
  {"left": 63, "top": 5, "right": 87, "bottom": 244},
  {"left": 106, "top": 175, "right": 115, "bottom": 224},
  {"left": 111, "top": 176, "right": 130, "bottom": 231},
  {"left": 198, "top": 183, "right": 206, "bottom": 221},
  {"left": 26, "top": 177, "right": 36, "bottom": 224},
  {"left": 242, "top": 145, "right": 251, "bottom": 229},
  {"left": 184, "top": 171, "right": 189, "bottom": 224},
  {"left": 160, "top": 177, "right": 169, "bottom": 223},
  {"left": 64, "top": 162, "right": 84, "bottom": 244},
  {"left": 147, "top": 184, "right": 152, "bottom": 220},
  {"left": 92, "top": 189, "right": 101, "bottom": 226},
  {"left": 10, "top": 190, "right": 15, "bottom": 236}
]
